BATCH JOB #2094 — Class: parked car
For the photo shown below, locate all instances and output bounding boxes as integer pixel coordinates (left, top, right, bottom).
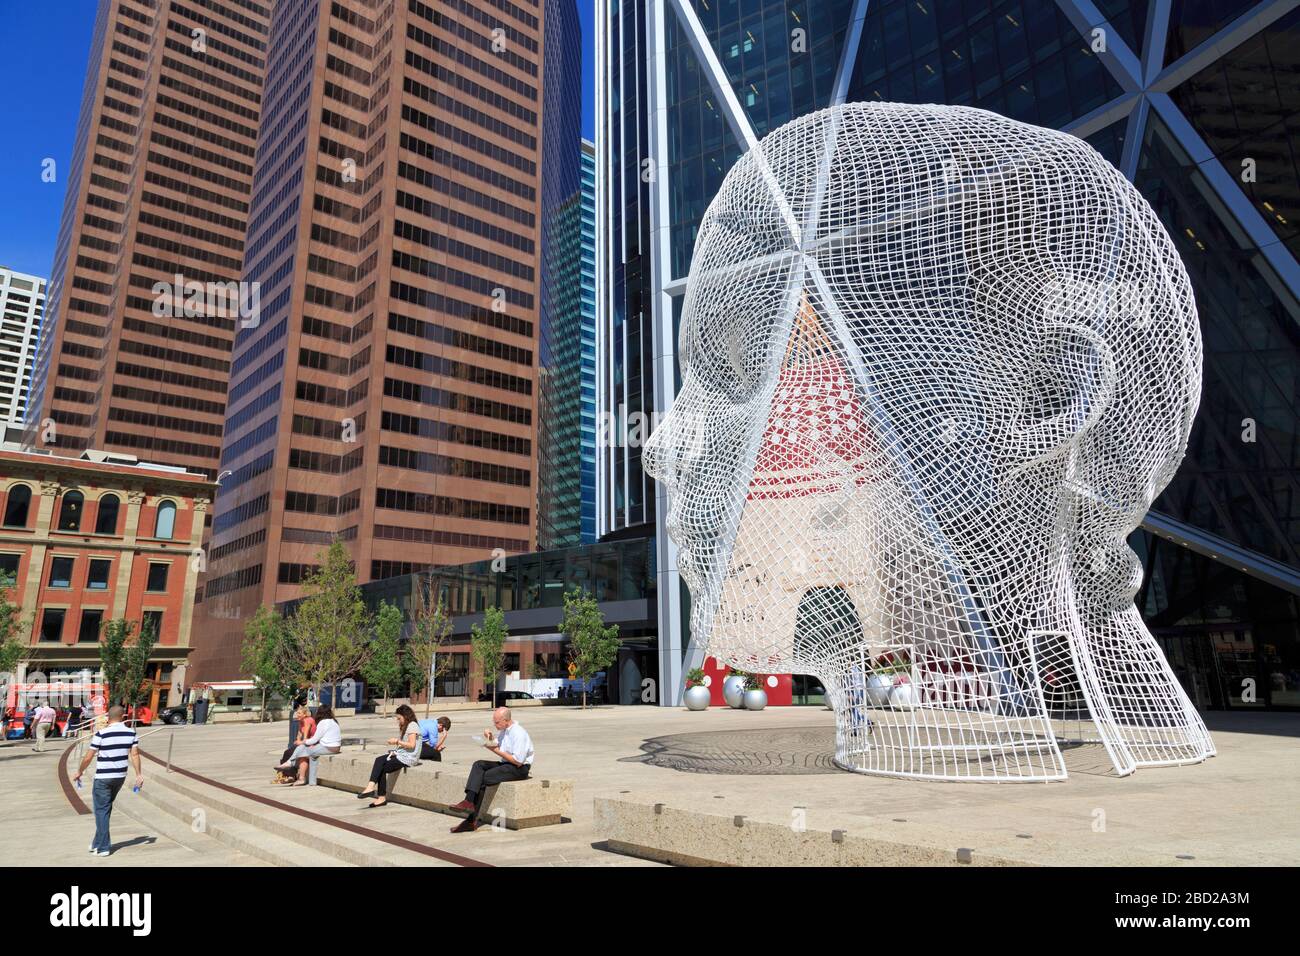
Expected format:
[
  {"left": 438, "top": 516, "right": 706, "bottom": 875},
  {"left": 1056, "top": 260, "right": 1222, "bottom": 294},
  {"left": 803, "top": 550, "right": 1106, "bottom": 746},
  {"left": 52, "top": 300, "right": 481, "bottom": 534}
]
[
  {"left": 477, "top": 689, "right": 535, "bottom": 702},
  {"left": 559, "top": 674, "right": 607, "bottom": 704},
  {"left": 159, "top": 705, "right": 188, "bottom": 725}
]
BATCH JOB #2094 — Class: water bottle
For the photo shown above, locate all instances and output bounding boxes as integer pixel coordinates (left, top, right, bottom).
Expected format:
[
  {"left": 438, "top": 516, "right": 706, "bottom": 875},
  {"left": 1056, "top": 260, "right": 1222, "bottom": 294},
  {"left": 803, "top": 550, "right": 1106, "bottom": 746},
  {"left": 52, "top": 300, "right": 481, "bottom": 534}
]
[{"left": 75, "top": 776, "right": 82, "bottom": 790}]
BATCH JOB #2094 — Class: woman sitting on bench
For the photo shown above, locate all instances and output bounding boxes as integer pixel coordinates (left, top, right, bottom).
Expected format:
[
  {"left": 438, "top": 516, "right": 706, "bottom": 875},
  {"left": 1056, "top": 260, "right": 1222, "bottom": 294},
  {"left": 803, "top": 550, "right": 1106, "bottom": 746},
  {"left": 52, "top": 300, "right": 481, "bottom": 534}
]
[
  {"left": 274, "top": 705, "right": 341, "bottom": 786},
  {"left": 275, "top": 706, "right": 316, "bottom": 784},
  {"left": 357, "top": 704, "right": 422, "bottom": 808}
]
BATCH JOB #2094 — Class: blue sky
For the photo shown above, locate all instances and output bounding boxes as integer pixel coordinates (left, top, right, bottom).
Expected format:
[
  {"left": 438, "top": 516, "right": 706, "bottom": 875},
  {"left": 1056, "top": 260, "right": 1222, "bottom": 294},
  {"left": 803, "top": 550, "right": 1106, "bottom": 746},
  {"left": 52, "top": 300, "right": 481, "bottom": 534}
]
[
  {"left": 0, "top": 1, "right": 97, "bottom": 277},
  {"left": 0, "top": 0, "right": 596, "bottom": 280}
]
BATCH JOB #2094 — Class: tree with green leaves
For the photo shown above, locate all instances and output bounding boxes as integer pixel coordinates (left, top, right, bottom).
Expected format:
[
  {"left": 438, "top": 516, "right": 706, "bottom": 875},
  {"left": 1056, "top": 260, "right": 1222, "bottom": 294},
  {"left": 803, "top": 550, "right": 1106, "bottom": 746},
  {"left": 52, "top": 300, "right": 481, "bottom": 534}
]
[
  {"left": 285, "top": 540, "right": 373, "bottom": 706},
  {"left": 0, "top": 636, "right": 23, "bottom": 683},
  {"left": 99, "top": 618, "right": 133, "bottom": 707},
  {"left": 241, "top": 604, "right": 295, "bottom": 722},
  {"left": 560, "top": 589, "right": 620, "bottom": 709},
  {"left": 364, "top": 601, "right": 404, "bottom": 715},
  {"left": 470, "top": 605, "right": 508, "bottom": 709},
  {"left": 124, "top": 617, "right": 159, "bottom": 709},
  {"left": 403, "top": 577, "right": 454, "bottom": 717},
  {"left": 98, "top": 617, "right": 157, "bottom": 708},
  {"left": 0, "top": 571, "right": 28, "bottom": 700}
]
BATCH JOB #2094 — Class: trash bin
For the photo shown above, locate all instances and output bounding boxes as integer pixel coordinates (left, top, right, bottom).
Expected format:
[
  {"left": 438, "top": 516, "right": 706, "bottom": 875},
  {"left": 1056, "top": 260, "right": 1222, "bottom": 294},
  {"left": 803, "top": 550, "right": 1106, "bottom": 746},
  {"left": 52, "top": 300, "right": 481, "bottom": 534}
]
[{"left": 192, "top": 698, "right": 209, "bottom": 725}]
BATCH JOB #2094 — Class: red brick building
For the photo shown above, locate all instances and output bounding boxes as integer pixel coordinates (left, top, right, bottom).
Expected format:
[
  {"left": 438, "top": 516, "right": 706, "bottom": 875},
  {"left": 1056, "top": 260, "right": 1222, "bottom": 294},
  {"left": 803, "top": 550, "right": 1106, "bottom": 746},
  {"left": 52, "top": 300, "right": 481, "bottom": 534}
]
[{"left": 0, "top": 445, "right": 214, "bottom": 710}]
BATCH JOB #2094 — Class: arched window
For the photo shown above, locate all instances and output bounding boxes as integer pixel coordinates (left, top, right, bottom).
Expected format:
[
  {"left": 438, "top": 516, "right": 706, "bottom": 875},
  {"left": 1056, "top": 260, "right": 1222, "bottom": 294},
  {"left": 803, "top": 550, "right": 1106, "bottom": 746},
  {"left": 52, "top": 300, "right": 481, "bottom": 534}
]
[
  {"left": 57, "top": 491, "right": 84, "bottom": 532},
  {"left": 154, "top": 500, "right": 177, "bottom": 539},
  {"left": 2, "top": 485, "right": 31, "bottom": 527},
  {"left": 95, "top": 494, "right": 120, "bottom": 535}
]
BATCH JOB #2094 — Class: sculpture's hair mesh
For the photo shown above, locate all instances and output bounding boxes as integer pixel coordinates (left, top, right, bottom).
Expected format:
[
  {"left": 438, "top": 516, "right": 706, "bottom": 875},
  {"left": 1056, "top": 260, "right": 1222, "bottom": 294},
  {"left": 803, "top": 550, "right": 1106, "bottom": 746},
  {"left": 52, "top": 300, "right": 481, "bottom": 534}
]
[{"left": 644, "top": 102, "right": 1215, "bottom": 782}]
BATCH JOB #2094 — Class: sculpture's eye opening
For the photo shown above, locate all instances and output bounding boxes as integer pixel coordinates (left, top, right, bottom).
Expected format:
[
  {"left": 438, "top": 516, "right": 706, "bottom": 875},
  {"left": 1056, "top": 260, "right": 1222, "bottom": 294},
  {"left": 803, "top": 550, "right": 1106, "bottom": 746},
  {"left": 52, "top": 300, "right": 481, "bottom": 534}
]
[
  {"left": 683, "top": 273, "right": 799, "bottom": 402},
  {"left": 681, "top": 294, "right": 767, "bottom": 399}
]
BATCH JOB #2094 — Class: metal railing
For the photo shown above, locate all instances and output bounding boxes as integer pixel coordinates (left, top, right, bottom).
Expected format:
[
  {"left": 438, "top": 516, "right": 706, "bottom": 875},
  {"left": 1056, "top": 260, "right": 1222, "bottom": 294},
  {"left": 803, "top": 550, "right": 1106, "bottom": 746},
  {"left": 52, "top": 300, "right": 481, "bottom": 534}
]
[
  {"left": 0, "top": 713, "right": 98, "bottom": 750},
  {"left": 67, "top": 719, "right": 174, "bottom": 770}
]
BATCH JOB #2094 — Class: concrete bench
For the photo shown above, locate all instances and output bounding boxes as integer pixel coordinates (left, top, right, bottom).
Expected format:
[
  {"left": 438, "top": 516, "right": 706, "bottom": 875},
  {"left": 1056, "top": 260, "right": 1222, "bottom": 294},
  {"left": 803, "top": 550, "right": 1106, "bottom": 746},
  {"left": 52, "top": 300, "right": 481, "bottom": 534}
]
[{"left": 317, "top": 753, "right": 572, "bottom": 829}]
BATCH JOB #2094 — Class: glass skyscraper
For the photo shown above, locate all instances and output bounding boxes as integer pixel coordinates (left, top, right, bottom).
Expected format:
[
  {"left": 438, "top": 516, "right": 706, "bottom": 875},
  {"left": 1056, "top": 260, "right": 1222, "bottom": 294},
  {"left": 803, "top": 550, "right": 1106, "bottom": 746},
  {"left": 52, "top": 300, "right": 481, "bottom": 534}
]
[
  {"left": 600, "top": 0, "right": 1300, "bottom": 708},
  {"left": 537, "top": 137, "right": 598, "bottom": 550},
  {"left": 538, "top": 0, "right": 596, "bottom": 550},
  {"left": 580, "top": 141, "right": 599, "bottom": 544}
]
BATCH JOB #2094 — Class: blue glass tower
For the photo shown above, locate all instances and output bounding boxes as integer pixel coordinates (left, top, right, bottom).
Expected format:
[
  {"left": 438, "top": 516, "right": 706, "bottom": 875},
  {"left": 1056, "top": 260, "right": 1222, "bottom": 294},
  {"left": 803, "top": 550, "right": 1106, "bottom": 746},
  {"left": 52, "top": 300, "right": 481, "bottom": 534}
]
[
  {"left": 538, "top": 0, "right": 596, "bottom": 550},
  {"left": 601, "top": 0, "right": 1300, "bottom": 708},
  {"left": 579, "top": 140, "right": 598, "bottom": 544}
]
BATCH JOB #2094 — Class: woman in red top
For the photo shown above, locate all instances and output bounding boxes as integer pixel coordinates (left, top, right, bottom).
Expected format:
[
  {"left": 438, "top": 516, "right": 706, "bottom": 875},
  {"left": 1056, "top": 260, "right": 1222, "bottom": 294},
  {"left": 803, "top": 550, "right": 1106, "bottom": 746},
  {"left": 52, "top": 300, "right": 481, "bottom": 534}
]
[
  {"left": 275, "top": 706, "right": 315, "bottom": 784},
  {"left": 297, "top": 707, "right": 316, "bottom": 742}
]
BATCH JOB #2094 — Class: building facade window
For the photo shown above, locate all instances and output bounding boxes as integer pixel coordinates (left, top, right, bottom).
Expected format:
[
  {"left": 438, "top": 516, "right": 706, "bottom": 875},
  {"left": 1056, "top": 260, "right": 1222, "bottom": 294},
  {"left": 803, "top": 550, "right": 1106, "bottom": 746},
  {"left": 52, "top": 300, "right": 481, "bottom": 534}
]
[
  {"left": 78, "top": 609, "right": 104, "bottom": 643},
  {"left": 0, "top": 553, "right": 19, "bottom": 582},
  {"left": 154, "top": 500, "right": 177, "bottom": 539},
  {"left": 57, "top": 491, "right": 84, "bottom": 532},
  {"left": 95, "top": 494, "right": 120, "bottom": 534},
  {"left": 48, "top": 556, "right": 74, "bottom": 588},
  {"left": 87, "top": 558, "right": 112, "bottom": 590},
  {"left": 2, "top": 485, "right": 31, "bottom": 527},
  {"left": 142, "top": 609, "right": 163, "bottom": 638},
  {"left": 146, "top": 562, "right": 169, "bottom": 592},
  {"left": 40, "top": 608, "right": 66, "bottom": 642}
]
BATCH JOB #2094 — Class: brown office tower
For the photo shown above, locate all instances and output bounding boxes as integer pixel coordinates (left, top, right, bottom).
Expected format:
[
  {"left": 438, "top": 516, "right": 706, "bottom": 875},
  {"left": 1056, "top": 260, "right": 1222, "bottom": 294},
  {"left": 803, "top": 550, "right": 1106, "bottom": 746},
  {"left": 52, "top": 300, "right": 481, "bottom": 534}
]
[
  {"left": 190, "top": 0, "right": 544, "bottom": 679},
  {"left": 24, "top": 0, "right": 271, "bottom": 478}
]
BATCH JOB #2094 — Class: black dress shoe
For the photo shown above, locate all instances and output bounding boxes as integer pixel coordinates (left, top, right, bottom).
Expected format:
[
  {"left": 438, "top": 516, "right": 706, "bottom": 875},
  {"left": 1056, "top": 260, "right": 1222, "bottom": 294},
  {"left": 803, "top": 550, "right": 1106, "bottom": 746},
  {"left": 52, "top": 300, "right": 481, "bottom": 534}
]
[
  {"left": 364, "top": 801, "right": 388, "bottom": 809},
  {"left": 356, "top": 791, "right": 375, "bottom": 799}
]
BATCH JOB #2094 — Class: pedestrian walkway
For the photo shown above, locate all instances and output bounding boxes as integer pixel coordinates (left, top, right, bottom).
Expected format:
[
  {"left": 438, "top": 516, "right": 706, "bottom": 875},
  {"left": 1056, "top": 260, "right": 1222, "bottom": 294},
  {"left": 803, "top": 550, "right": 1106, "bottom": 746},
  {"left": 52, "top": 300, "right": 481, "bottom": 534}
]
[
  {"left": 1, "top": 743, "right": 264, "bottom": 867},
  {"left": 11, "top": 705, "right": 1296, "bottom": 866}
]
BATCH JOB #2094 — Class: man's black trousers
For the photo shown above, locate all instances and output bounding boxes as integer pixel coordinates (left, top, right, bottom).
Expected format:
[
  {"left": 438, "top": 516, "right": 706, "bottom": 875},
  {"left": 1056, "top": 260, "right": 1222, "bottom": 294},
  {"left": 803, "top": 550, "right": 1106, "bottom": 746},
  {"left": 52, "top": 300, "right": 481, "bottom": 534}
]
[{"left": 466, "top": 759, "right": 530, "bottom": 821}]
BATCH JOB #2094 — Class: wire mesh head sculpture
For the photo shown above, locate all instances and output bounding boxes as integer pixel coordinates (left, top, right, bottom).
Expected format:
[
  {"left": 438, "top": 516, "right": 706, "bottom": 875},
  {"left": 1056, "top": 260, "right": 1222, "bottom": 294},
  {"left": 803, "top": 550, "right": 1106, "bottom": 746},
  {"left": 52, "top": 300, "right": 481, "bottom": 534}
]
[{"left": 644, "top": 102, "right": 1215, "bottom": 781}]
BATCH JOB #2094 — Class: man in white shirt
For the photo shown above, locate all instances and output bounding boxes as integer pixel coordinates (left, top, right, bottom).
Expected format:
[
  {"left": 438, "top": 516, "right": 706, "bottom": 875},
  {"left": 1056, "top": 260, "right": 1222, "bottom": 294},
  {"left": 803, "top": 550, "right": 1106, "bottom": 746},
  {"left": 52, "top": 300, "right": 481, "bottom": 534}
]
[
  {"left": 31, "top": 701, "right": 56, "bottom": 751},
  {"left": 71, "top": 705, "right": 143, "bottom": 856},
  {"left": 449, "top": 706, "right": 533, "bottom": 833}
]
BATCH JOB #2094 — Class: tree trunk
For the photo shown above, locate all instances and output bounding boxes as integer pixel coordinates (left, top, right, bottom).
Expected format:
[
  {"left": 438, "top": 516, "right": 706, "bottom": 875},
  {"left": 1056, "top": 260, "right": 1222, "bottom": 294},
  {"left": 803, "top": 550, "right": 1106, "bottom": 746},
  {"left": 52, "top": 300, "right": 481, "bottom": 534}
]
[
  {"left": 260, "top": 687, "right": 266, "bottom": 724},
  {"left": 427, "top": 652, "right": 435, "bottom": 717},
  {"left": 582, "top": 688, "right": 587, "bottom": 710}
]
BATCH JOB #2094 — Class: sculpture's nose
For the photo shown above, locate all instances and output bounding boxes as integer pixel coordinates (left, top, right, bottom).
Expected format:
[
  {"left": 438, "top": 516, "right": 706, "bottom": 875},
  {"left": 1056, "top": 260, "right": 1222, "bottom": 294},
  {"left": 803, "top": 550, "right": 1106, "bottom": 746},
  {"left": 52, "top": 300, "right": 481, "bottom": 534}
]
[{"left": 643, "top": 401, "right": 687, "bottom": 485}]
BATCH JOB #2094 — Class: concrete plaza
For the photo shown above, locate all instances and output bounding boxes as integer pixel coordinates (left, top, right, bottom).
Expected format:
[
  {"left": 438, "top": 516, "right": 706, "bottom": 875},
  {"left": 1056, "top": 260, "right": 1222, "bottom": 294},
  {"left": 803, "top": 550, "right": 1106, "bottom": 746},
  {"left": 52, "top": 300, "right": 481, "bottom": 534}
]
[{"left": 4, "top": 703, "right": 1296, "bottom": 866}]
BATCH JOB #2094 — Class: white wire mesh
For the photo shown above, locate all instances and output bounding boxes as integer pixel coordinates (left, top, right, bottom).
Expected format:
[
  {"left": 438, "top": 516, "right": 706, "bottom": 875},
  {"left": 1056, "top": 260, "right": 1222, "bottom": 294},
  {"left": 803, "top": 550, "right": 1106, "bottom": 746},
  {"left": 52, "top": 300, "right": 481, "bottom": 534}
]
[{"left": 644, "top": 102, "right": 1215, "bottom": 782}]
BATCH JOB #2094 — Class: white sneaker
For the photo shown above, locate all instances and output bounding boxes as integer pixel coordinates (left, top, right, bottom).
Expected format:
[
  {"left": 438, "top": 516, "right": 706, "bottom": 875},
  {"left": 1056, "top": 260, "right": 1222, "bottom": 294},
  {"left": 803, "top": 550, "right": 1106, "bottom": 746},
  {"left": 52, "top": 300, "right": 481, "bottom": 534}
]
[
  {"left": 88, "top": 845, "right": 96, "bottom": 853},
  {"left": 94, "top": 850, "right": 110, "bottom": 857}
]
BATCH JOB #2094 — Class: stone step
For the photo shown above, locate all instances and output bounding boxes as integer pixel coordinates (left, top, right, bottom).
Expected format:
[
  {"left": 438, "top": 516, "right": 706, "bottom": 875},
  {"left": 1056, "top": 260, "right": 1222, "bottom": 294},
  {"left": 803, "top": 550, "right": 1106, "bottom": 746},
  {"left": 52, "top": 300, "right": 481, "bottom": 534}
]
[
  {"left": 132, "top": 780, "right": 342, "bottom": 867},
  {"left": 66, "top": 767, "right": 269, "bottom": 865},
  {"left": 95, "top": 786, "right": 264, "bottom": 865},
  {"left": 145, "top": 763, "right": 457, "bottom": 867}
]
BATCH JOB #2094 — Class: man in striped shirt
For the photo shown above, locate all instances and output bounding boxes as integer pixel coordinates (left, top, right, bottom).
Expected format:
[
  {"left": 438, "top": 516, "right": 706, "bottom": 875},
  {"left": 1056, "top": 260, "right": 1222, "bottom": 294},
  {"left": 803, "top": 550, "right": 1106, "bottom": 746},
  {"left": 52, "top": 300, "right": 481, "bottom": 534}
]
[{"left": 72, "top": 706, "right": 143, "bottom": 857}]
